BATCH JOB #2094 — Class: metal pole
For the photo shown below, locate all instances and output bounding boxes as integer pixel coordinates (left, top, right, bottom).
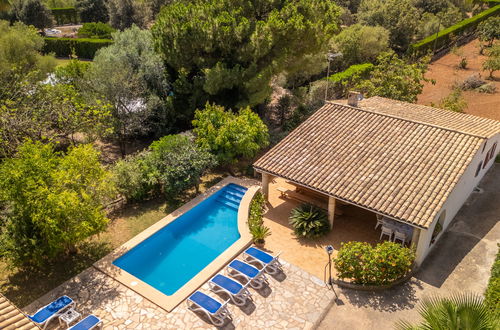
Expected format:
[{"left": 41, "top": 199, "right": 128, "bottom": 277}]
[{"left": 325, "top": 58, "right": 331, "bottom": 101}]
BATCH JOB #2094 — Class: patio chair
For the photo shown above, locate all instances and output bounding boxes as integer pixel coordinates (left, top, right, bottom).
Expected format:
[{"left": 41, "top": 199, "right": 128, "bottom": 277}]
[
  {"left": 68, "top": 314, "right": 103, "bottom": 330},
  {"left": 209, "top": 274, "right": 252, "bottom": 306},
  {"left": 26, "top": 295, "right": 74, "bottom": 329},
  {"left": 226, "top": 260, "right": 268, "bottom": 289},
  {"left": 379, "top": 226, "right": 393, "bottom": 241},
  {"left": 375, "top": 216, "right": 384, "bottom": 229},
  {"left": 243, "top": 247, "right": 282, "bottom": 275},
  {"left": 393, "top": 231, "right": 407, "bottom": 246},
  {"left": 186, "top": 291, "right": 231, "bottom": 327}
]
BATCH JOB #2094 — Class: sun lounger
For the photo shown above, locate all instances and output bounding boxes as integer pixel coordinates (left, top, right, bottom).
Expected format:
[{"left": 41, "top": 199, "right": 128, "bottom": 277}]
[
  {"left": 68, "top": 314, "right": 102, "bottom": 330},
  {"left": 243, "top": 247, "right": 282, "bottom": 275},
  {"left": 227, "top": 260, "right": 268, "bottom": 289},
  {"left": 209, "top": 274, "right": 252, "bottom": 306},
  {"left": 27, "top": 295, "right": 74, "bottom": 329},
  {"left": 186, "top": 291, "right": 231, "bottom": 326}
]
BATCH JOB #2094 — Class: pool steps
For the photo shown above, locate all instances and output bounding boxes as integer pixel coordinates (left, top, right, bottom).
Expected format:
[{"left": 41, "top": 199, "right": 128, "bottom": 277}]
[{"left": 216, "top": 184, "right": 247, "bottom": 210}]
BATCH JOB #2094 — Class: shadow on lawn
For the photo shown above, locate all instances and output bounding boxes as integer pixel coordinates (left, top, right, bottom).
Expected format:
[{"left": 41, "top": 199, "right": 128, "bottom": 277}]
[{"left": 0, "top": 241, "right": 112, "bottom": 308}]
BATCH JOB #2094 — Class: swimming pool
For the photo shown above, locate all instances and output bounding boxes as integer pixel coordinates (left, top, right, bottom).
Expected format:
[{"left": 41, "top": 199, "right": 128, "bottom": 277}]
[{"left": 112, "top": 183, "right": 248, "bottom": 296}]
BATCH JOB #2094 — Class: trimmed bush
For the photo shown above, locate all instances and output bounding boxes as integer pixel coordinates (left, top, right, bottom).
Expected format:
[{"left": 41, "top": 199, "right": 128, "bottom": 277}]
[
  {"left": 484, "top": 245, "right": 500, "bottom": 316},
  {"left": 289, "top": 203, "right": 330, "bottom": 238},
  {"left": 51, "top": 7, "right": 78, "bottom": 25},
  {"left": 334, "top": 241, "right": 415, "bottom": 285},
  {"left": 77, "top": 22, "right": 115, "bottom": 39},
  {"left": 409, "top": 5, "right": 500, "bottom": 56},
  {"left": 328, "top": 63, "right": 374, "bottom": 97},
  {"left": 43, "top": 37, "right": 113, "bottom": 59}
]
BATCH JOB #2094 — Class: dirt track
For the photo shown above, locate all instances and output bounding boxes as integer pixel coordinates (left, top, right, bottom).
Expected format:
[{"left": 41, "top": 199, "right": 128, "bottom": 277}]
[{"left": 418, "top": 39, "right": 500, "bottom": 120}]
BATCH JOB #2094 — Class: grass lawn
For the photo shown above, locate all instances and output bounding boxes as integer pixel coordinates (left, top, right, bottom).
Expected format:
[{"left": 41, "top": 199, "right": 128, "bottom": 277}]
[
  {"left": 0, "top": 171, "right": 227, "bottom": 307},
  {"left": 55, "top": 58, "right": 72, "bottom": 67}
]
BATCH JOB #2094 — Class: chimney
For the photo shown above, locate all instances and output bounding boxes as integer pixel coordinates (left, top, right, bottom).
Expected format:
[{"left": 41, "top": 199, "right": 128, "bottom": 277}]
[{"left": 347, "top": 91, "right": 362, "bottom": 107}]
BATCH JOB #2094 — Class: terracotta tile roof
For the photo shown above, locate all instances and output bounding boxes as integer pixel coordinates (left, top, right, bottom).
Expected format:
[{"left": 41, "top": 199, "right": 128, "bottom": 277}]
[
  {"left": 359, "top": 96, "right": 500, "bottom": 138},
  {"left": 254, "top": 97, "right": 500, "bottom": 228},
  {"left": 0, "top": 293, "right": 39, "bottom": 329}
]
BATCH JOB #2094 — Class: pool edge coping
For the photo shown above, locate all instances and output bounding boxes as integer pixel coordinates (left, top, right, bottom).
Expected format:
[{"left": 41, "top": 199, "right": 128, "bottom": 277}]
[{"left": 93, "top": 176, "right": 259, "bottom": 312}]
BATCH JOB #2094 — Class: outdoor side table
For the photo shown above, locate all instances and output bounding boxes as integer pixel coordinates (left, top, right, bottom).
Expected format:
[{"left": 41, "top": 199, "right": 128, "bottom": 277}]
[{"left": 59, "top": 308, "right": 81, "bottom": 327}]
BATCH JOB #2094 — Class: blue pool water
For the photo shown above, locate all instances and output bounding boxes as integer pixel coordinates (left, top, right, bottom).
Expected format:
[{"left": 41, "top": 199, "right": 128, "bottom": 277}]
[{"left": 113, "top": 183, "right": 247, "bottom": 295}]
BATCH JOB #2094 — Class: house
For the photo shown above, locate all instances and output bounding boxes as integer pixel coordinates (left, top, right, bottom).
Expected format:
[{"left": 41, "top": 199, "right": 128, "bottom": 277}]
[
  {"left": 253, "top": 93, "right": 500, "bottom": 265},
  {"left": 0, "top": 293, "right": 39, "bottom": 329}
]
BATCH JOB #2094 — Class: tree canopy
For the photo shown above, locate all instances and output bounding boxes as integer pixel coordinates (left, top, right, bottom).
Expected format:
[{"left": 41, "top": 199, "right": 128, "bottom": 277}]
[
  {"left": 152, "top": 0, "right": 340, "bottom": 125},
  {"left": 76, "top": 0, "right": 109, "bottom": 23},
  {"left": 193, "top": 103, "right": 269, "bottom": 165},
  {"left": 354, "top": 52, "right": 430, "bottom": 102},
  {"left": 358, "top": 0, "right": 420, "bottom": 51},
  {"left": 84, "top": 25, "right": 171, "bottom": 155},
  {"left": 11, "top": 0, "right": 53, "bottom": 29},
  {"left": 331, "top": 24, "right": 390, "bottom": 67},
  {"left": 0, "top": 141, "right": 115, "bottom": 266}
]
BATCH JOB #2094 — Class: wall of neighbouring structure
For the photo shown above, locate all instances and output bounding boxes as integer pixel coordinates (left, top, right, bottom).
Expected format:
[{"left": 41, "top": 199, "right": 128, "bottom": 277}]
[{"left": 414, "top": 133, "right": 500, "bottom": 265}]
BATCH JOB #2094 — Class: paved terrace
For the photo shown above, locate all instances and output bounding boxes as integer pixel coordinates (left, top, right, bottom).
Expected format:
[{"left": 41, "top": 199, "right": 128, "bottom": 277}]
[{"left": 24, "top": 260, "right": 336, "bottom": 329}]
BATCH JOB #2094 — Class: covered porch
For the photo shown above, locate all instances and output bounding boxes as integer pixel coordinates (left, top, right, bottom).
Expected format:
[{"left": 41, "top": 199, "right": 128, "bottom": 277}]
[{"left": 261, "top": 176, "right": 421, "bottom": 279}]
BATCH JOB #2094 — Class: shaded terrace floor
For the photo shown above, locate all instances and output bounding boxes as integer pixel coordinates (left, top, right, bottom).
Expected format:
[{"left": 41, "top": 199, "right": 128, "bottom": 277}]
[{"left": 262, "top": 178, "right": 380, "bottom": 280}]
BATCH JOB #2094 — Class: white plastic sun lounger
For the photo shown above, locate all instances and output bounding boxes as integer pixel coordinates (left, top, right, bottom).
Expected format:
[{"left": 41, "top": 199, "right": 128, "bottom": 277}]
[
  {"left": 186, "top": 291, "right": 231, "bottom": 326},
  {"left": 27, "top": 295, "right": 75, "bottom": 329},
  {"left": 243, "top": 247, "right": 282, "bottom": 275},
  {"left": 209, "top": 274, "right": 252, "bottom": 306},
  {"left": 226, "top": 260, "right": 268, "bottom": 289}
]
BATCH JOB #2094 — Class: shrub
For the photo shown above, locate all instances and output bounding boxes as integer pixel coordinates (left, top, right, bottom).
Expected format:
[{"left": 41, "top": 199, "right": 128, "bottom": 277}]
[
  {"left": 334, "top": 241, "right": 415, "bottom": 285},
  {"left": 112, "top": 152, "right": 156, "bottom": 202},
  {"left": 248, "top": 191, "right": 271, "bottom": 244},
  {"left": 408, "top": 5, "right": 500, "bottom": 56},
  {"left": 289, "top": 203, "right": 330, "bottom": 238},
  {"left": 477, "top": 83, "right": 497, "bottom": 94},
  {"left": 77, "top": 22, "right": 115, "bottom": 39},
  {"left": 51, "top": 7, "right": 78, "bottom": 25},
  {"left": 193, "top": 103, "right": 269, "bottom": 166},
  {"left": 43, "top": 37, "right": 113, "bottom": 59},
  {"left": 459, "top": 74, "right": 486, "bottom": 90},
  {"left": 439, "top": 88, "right": 467, "bottom": 112},
  {"left": 484, "top": 245, "right": 500, "bottom": 316}
]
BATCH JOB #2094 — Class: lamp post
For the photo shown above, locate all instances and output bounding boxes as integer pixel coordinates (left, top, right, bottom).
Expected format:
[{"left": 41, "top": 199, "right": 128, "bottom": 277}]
[
  {"left": 324, "top": 245, "right": 338, "bottom": 300},
  {"left": 324, "top": 52, "right": 343, "bottom": 101}
]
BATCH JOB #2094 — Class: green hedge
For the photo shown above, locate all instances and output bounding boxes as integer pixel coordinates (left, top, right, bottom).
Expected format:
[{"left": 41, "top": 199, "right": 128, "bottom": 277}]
[
  {"left": 484, "top": 245, "right": 500, "bottom": 316},
  {"left": 43, "top": 37, "right": 112, "bottom": 59},
  {"left": 334, "top": 241, "right": 415, "bottom": 285},
  {"left": 51, "top": 7, "right": 79, "bottom": 25},
  {"left": 409, "top": 4, "right": 500, "bottom": 56}
]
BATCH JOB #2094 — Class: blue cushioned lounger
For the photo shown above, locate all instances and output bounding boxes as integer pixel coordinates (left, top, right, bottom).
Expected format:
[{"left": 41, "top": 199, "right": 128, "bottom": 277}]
[
  {"left": 68, "top": 315, "right": 102, "bottom": 330},
  {"left": 186, "top": 291, "right": 231, "bottom": 326},
  {"left": 209, "top": 274, "right": 252, "bottom": 306},
  {"left": 243, "top": 247, "right": 282, "bottom": 275},
  {"left": 27, "top": 295, "right": 74, "bottom": 329},
  {"left": 227, "top": 260, "right": 267, "bottom": 289}
]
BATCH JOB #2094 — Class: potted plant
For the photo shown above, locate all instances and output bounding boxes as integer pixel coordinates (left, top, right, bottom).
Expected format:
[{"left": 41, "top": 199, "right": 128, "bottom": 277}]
[{"left": 250, "top": 223, "right": 271, "bottom": 248}]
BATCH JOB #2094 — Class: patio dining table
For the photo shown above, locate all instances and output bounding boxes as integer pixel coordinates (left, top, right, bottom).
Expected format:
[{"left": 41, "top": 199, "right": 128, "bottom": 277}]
[{"left": 382, "top": 218, "right": 414, "bottom": 241}]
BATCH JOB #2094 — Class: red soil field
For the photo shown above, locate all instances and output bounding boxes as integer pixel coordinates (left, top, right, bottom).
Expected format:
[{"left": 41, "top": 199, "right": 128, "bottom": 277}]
[{"left": 418, "top": 39, "right": 500, "bottom": 121}]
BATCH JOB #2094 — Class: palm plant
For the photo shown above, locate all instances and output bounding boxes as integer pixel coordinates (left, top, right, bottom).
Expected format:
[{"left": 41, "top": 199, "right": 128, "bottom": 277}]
[
  {"left": 289, "top": 203, "right": 330, "bottom": 238},
  {"left": 396, "top": 293, "right": 499, "bottom": 330}
]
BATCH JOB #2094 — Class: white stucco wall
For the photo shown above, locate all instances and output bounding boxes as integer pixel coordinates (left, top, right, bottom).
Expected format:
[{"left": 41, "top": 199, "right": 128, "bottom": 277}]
[{"left": 414, "top": 133, "right": 500, "bottom": 265}]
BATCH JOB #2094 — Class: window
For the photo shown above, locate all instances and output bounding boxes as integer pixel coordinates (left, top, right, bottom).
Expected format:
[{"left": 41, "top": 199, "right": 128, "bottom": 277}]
[
  {"left": 483, "top": 142, "right": 497, "bottom": 169},
  {"left": 475, "top": 161, "right": 483, "bottom": 177},
  {"left": 430, "top": 210, "right": 446, "bottom": 245}
]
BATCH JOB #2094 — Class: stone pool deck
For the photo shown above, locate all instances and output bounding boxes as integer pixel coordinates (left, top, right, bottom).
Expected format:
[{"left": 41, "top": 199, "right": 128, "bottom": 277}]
[{"left": 24, "top": 259, "right": 336, "bottom": 329}]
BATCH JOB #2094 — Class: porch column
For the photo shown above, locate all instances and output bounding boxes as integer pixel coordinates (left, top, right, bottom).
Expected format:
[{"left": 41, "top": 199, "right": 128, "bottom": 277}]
[
  {"left": 328, "top": 196, "right": 336, "bottom": 228},
  {"left": 261, "top": 173, "right": 271, "bottom": 201}
]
